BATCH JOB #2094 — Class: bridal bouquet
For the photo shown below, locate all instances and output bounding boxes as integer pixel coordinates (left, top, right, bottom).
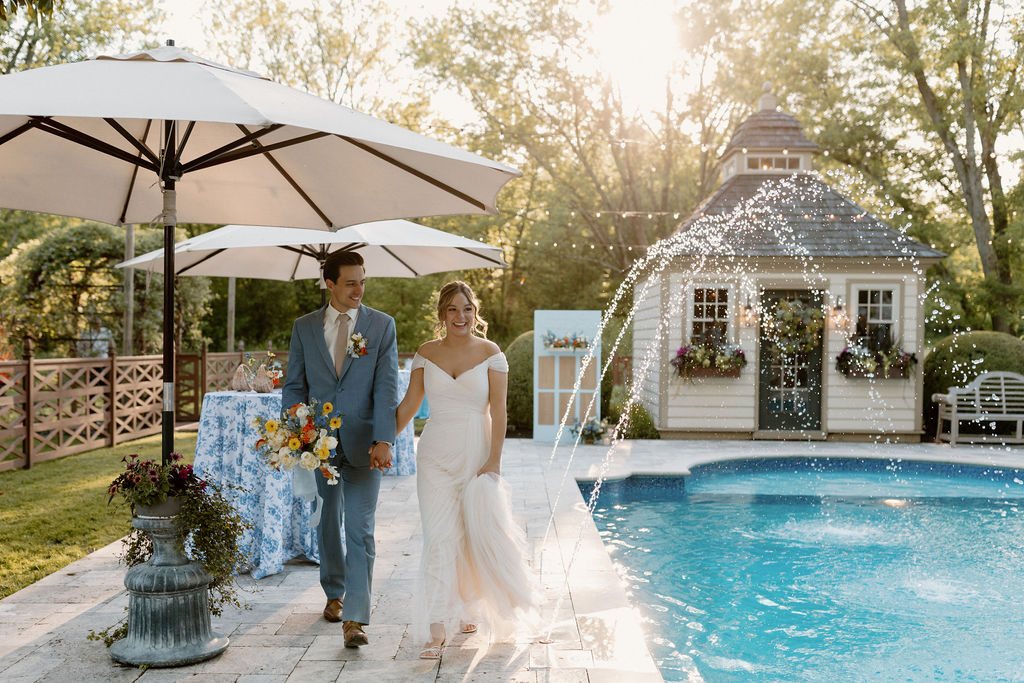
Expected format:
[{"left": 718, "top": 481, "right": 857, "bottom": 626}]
[{"left": 252, "top": 399, "right": 342, "bottom": 485}]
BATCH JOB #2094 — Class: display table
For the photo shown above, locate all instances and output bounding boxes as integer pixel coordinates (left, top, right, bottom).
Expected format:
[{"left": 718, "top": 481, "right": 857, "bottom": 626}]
[{"left": 193, "top": 378, "right": 415, "bottom": 578}]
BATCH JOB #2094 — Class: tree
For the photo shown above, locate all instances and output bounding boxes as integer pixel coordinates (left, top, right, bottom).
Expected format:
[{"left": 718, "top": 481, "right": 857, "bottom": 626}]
[
  {"left": 205, "top": 0, "right": 427, "bottom": 121},
  {"left": 410, "top": 0, "right": 705, "bottom": 275},
  {"left": 0, "top": 0, "right": 54, "bottom": 22},
  {"left": 1, "top": 0, "right": 159, "bottom": 75},
  {"left": 0, "top": 223, "right": 210, "bottom": 357}
]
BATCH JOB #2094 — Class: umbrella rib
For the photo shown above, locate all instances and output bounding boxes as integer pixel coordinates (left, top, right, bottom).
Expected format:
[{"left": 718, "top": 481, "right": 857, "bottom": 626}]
[
  {"left": 118, "top": 119, "right": 154, "bottom": 224},
  {"left": 186, "top": 130, "right": 331, "bottom": 173},
  {"left": 336, "top": 134, "right": 487, "bottom": 212},
  {"left": 179, "top": 124, "right": 284, "bottom": 174},
  {"left": 0, "top": 120, "right": 35, "bottom": 147},
  {"left": 30, "top": 117, "right": 161, "bottom": 173},
  {"left": 176, "top": 248, "right": 227, "bottom": 276},
  {"left": 455, "top": 246, "right": 507, "bottom": 267},
  {"left": 103, "top": 118, "right": 159, "bottom": 165},
  {"left": 380, "top": 245, "right": 421, "bottom": 277},
  {"left": 230, "top": 124, "right": 332, "bottom": 228},
  {"left": 172, "top": 121, "right": 197, "bottom": 170}
]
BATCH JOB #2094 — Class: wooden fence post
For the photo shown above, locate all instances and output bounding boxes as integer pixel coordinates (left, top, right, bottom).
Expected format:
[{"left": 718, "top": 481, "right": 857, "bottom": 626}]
[
  {"left": 201, "top": 341, "right": 208, "bottom": 402},
  {"left": 22, "top": 337, "right": 33, "bottom": 469},
  {"left": 109, "top": 351, "right": 118, "bottom": 447}
]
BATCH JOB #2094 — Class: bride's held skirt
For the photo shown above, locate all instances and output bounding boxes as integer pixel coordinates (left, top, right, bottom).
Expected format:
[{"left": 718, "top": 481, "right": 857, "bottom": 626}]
[{"left": 414, "top": 411, "right": 536, "bottom": 640}]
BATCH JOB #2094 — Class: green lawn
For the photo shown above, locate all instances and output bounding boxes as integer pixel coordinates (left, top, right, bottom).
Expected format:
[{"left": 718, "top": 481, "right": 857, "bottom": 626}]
[{"left": 0, "top": 432, "right": 197, "bottom": 599}]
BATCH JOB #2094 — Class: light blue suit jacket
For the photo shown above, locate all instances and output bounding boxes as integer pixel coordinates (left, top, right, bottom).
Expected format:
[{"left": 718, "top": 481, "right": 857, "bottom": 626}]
[{"left": 281, "top": 303, "right": 398, "bottom": 468}]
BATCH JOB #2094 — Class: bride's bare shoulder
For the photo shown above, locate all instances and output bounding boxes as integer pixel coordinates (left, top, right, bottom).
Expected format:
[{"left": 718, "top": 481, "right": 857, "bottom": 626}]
[
  {"left": 480, "top": 339, "right": 501, "bottom": 357},
  {"left": 416, "top": 339, "right": 441, "bottom": 360}
]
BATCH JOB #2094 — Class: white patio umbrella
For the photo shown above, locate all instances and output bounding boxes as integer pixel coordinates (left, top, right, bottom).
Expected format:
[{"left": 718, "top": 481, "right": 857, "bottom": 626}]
[
  {"left": 116, "top": 219, "right": 508, "bottom": 280},
  {"left": 0, "top": 42, "right": 520, "bottom": 466}
]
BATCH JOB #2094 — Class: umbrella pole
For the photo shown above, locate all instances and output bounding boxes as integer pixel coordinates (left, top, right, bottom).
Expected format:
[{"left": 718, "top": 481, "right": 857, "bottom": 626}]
[{"left": 161, "top": 183, "right": 176, "bottom": 466}]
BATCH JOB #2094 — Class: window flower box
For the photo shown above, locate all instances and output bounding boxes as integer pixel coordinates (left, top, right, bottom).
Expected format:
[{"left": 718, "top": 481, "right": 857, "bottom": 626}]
[
  {"left": 684, "top": 366, "right": 743, "bottom": 378},
  {"left": 840, "top": 366, "right": 912, "bottom": 379},
  {"left": 836, "top": 344, "right": 916, "bottom": 380},
  {"left": 671, "top": 343, "right": 746, "bottom": 379}
]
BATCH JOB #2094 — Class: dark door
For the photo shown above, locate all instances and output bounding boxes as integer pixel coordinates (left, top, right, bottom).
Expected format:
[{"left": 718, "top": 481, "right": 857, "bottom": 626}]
[{"left": 758, "top": 289, "right": 823, "bottom": 432}]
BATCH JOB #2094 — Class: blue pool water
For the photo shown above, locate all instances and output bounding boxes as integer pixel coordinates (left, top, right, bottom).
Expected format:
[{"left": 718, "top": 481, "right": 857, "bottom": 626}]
[{"left": 581, "top": 458, "right": 1024, "bottom": 682}]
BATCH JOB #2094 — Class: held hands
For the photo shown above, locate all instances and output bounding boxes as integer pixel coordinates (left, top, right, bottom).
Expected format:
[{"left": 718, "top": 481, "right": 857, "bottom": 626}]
[{"left": 369, "top": 441, "right": 393, "bottom": 470}]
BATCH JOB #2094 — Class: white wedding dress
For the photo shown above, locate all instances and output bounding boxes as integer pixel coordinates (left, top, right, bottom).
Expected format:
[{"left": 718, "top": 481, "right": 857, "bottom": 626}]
[{"left": 411, "top": 351, "right": 536, "bottom": 641}]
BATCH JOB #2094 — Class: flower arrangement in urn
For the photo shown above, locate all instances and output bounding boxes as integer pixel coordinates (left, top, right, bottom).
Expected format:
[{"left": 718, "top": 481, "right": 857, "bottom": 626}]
[
  {"left": 836, "top": 342, "right": 917, "bottom": 378},
  {"left": 94, "top": 452, "right": 252, "bottom": 645},
  {"left": 570, "top": 417, "right": 607, "bottom": 444},
  {"left": 251, "top": 398, "right": 343, "bottom": 484},
  {"left": 763, "top": 298, "right": 824, "bottom": 356},
  {"left": 671, "top": 343, "right": 747, "bottom": 378}
]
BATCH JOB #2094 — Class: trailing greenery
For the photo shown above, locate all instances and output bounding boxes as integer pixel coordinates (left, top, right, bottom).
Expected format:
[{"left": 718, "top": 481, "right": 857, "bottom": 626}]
[
  {"left": 0, "top": 433, "right": 197, "bottom": 600},
  {"left": 505, "top": 331, "right": 534, "bottom": 433},
  {"left": 923, "top": 331, "right": 1024, "bottom": 436}
]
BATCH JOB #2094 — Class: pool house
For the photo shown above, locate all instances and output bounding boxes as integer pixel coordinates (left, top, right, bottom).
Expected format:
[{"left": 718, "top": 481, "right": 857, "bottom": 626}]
[{"left": 634, "top": 87, "right": 945, "bottom": 441}]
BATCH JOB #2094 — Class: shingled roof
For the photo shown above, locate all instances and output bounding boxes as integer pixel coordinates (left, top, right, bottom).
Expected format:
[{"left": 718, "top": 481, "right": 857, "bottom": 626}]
[
  {"left": 724, "top": 108, "right": 818, "bottom": 154},
  {"left": 672, "top": 172, "right": 947, "bottom": 260}
]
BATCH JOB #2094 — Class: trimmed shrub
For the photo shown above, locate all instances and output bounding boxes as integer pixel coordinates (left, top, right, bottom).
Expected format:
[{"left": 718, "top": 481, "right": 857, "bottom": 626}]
[
  {"left": 620, "top": 401, "right": 660, "bottom": 440},
  {"left": 923, "top": 331, "right": 1024, "bottom": 436},
  {"left": 605, "top": 383, "right": 627, "bottom": 423},
  {"left": 505, "top": 331, "right": 533, "bottom": 434}
]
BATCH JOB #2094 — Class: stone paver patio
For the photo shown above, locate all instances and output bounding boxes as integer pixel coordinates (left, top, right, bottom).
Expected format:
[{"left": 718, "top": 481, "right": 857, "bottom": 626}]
[{"left": 1, "top": 437, "right": 1019, "bottom": 682}]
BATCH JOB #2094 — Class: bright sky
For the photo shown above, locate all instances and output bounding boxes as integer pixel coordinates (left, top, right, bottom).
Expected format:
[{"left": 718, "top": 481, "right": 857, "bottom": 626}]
[{"left": 156, "top": 0, "right": 686, "bottom": 118}]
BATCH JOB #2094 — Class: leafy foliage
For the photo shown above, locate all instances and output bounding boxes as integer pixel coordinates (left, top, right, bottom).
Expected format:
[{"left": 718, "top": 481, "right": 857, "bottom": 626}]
[
  {"left": 1, "top": 0, "right": 160, "bottom": 74},
  {"left": 0, "top": 223, "right": 210, "bottom": 357}
]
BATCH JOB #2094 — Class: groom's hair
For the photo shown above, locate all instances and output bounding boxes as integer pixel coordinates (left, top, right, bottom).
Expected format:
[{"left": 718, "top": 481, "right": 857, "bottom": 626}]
[{"left": 323, "top": 250, "right": 365, "bottom": 283}]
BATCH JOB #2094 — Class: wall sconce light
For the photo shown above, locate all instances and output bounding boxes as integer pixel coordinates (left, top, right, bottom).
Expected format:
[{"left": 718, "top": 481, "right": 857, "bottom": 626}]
[
  {"left": 741, "top": 302, "right": 757, "bottom": 328},
  {"left": 829, "top": 296, "right": 848, "bottom": 331}
]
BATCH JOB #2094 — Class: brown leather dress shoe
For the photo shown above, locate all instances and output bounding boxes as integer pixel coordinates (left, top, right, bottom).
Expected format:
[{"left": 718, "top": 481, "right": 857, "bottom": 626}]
[
  {"left": 343, "top": 620, "right": 369, "bottom": 648},
  {"left": 323, "top": 598, "right": 344, "bottom": 622}
]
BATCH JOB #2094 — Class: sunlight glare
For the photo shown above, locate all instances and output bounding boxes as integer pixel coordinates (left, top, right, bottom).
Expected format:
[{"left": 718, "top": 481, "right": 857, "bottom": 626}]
[{"left": 590, "top": 0, "right": 682, "bottom": 113}]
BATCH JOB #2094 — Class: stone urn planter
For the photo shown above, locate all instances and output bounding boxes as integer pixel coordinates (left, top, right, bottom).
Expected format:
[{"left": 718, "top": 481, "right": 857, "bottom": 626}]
[{"left": 109, "top": 497, "right": 228, "bottom": 667}]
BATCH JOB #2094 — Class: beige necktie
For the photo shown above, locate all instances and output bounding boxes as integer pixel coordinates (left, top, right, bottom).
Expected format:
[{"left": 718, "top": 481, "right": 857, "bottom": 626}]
[{"left": 333, "top": 312, "right": 350, "bottom": 377}]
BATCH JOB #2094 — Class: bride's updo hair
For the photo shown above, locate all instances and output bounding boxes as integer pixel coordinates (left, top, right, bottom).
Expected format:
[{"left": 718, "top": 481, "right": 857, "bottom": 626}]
[{"left": 435, "top": 280, "right": 488, "bottom": 339}]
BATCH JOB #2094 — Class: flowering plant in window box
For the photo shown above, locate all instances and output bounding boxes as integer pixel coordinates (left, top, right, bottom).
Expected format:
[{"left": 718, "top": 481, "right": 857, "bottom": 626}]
[
  {"left": 671, "top": 343, "right": 747, "bottom": 378},
  {"left": 835, "top": 343, "right": 917, "bottom": 379}
]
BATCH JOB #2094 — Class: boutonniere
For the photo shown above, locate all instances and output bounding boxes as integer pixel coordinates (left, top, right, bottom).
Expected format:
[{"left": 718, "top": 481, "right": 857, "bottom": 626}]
[{"left": 347, "top": 332, "right": 369, "bottom": 358}]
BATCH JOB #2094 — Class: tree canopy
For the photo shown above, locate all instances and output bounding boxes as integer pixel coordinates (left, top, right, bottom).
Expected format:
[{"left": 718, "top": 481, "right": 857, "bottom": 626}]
[{"left": 1, "top": 0, "right": 1021, "bottom": 355}]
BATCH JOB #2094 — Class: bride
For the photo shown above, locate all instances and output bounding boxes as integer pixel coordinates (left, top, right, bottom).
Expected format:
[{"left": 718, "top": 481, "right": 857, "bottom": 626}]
[{"left": 395, "top": 281, "right": 536, "bottom": 659}]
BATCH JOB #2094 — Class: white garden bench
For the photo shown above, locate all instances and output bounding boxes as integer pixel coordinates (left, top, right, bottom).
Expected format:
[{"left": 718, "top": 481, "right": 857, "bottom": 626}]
[{"left": 932, "top": 371, "right": 1024, "bottom": 446}]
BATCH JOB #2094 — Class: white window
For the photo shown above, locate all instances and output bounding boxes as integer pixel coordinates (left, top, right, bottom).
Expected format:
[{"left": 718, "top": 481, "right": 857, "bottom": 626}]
[
  {"left": 746, "top": 156, "right": 801, "bottom": 171},
  {"left": 853, "top": 287, "right": 898, "bottom": 350},
  {"left": 689, "top": 286, "right": 730, "bottom": 346}
]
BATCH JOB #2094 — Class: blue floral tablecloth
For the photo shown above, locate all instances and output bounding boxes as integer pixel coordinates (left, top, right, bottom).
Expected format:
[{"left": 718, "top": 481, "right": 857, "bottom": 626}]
[{"left": 194, "top": 376, "right": 415, "bottom": 578}]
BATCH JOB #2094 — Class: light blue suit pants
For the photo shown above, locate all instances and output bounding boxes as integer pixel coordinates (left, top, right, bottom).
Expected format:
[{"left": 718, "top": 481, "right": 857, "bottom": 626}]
[{"left": 316, "top": 450, "right": 382, "bottom": 624}]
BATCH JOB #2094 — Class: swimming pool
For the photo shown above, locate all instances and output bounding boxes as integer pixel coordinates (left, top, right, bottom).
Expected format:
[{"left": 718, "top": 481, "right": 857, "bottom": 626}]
[{"left": 581, "top": 458, "right": 1024, "bottom": 682}]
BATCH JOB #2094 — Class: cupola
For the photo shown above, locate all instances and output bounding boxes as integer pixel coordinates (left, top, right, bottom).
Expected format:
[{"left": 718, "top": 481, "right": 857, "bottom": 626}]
[{"left": 719, "top": 82, "right": 818, "bottom": 182}]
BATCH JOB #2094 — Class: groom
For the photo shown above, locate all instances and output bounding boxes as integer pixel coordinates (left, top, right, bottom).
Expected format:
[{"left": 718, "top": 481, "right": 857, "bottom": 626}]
[{"left": 282, "top": 250, "right": 398, "bottom": 648}]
